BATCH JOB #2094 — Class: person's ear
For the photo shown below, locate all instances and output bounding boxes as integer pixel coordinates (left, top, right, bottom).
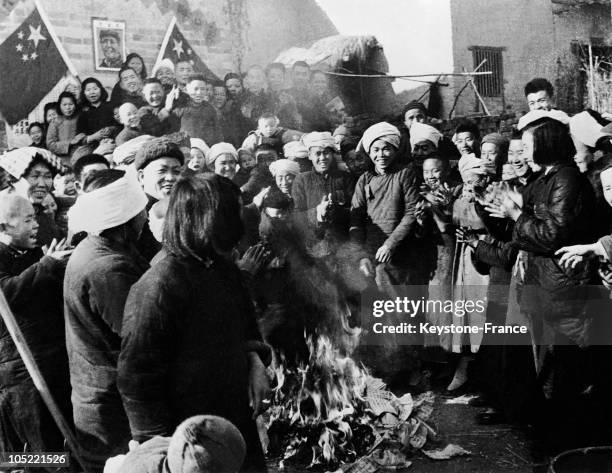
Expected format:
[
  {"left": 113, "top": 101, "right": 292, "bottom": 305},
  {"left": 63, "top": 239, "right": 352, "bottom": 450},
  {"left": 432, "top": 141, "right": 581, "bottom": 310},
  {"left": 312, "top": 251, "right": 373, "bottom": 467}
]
[{"left": 137, "top": 169, "right": 145, "bottom": 186}]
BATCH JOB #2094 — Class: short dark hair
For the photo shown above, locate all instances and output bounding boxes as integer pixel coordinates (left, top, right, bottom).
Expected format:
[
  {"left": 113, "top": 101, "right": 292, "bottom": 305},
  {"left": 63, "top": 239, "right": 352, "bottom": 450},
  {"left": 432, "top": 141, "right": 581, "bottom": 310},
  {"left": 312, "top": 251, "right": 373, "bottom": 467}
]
[
  {"left": 454, "top": 120, "right": 480, "bottom": 140},
  {"left": 292, "top": 61, "right": 309, "bottom": 70},
  {"left": 27, "top": 122, "right": 44, "bottom": 134},
  {"left": 83, "top": 169, "right": 124, "bottom": 193},
  {"left": 57, "top": 92, "right": 78, "bottom": 116},
  {"left": 163, "top": 174, "right": 244, "bottom": 261},
  {"left": 524, "top": 78, "right": 554, "bottom": 98},
  {"left": 73, "top": 153, "right": 110, "bottom": 181},
  {"left": 265, "top": 62, "right": 286, "bottom": 76},
  {"left": 528, "top": 118, "right": 575, "bottom": 166},
  {"left": 510, "top": 129, "right": 523, "bottom": 141},
  {"left": 186, "top": 73, "right": 208, "bottom": 85},
  {"left": 81, "top": 77, "right": 109, "bottom": 105},
  {"left": 224, "top": 72, "right": 242, "bottom": 84},
  {"left": 118, "top": 65, "right": 138, "bottom": 81},
  {"left": 143, "top": 77, "right": 163, "bottom": 87},
  {"left": 339, "top": 136, "right": 359, "bottom": 159},
  {"left": 43, "top": 102, "right": 59, "bottom": 120}
]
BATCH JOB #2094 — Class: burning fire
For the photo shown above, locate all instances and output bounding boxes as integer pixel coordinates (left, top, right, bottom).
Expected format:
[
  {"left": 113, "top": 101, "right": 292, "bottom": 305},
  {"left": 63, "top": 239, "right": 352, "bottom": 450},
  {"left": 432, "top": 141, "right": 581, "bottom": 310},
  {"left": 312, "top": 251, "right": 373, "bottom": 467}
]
[{"left": 265, "top": 335, "right": 437, "bottom": 471}]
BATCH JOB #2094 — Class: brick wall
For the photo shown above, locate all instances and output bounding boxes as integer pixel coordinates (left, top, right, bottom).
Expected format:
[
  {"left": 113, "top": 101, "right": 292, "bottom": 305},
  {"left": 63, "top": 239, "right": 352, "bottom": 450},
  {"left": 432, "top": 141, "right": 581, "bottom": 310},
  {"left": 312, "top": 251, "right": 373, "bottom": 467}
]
[
  {"left": 446, "top": 0, "right": 556, "bottom": 118},
  {"left": 0, "top": 0, "right": 337, "bottom": 127}
]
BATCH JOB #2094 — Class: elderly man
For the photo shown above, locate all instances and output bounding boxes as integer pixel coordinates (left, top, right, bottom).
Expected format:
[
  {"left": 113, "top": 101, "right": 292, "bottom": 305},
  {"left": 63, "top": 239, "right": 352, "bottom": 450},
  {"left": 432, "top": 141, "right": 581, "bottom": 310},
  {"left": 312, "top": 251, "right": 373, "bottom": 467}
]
[
  {"left": 64, "top": 170, "right": 150, "bottom": 473},
  {"left": 0, "top": 194, "right": 72, "bottom": 459},
  {"left": 135, "top": 138, "right": 184, "bottom": 261},
  {"left": 291, "top": 131, "right": 354, "bottom": 247},
  {"left": 410, "top": 122, "right": 444, "bottom": 166}
]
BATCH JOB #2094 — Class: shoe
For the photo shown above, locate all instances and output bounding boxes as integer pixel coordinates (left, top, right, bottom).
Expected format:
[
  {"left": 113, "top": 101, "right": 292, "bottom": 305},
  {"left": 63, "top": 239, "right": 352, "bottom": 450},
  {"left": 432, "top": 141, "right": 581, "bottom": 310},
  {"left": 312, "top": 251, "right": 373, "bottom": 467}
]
[{"left": 476, "top": 410, "right": 505, "bottom": 425}]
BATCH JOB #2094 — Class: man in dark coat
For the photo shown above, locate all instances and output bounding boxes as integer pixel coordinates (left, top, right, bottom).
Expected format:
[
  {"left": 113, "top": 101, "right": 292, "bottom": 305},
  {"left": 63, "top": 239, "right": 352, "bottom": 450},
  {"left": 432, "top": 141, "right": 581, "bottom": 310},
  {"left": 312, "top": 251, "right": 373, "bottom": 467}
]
[
  {"left": 292, "top": 132, "right": 354, "bottom": 249},
  {"left": 64, "top": 170, "right": 150, "bottom": 473},
  {"left": 0, "top": 195, "right": 72, "bottom": 465},
  {"left": 135, "top": 138, "right": 184, "bottom": 261}
]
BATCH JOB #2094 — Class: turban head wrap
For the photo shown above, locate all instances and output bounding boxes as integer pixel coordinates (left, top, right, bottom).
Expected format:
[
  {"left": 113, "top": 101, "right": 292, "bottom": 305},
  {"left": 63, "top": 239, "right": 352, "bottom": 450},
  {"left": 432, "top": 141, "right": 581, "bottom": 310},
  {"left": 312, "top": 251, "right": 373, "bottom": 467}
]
[
  {"left": 0, "top": 147, "right": 66, "bottom": 179},
  {"left": 152, "top": 58, "right": 175, "bottom": 77},
  {"left": 358, "top": 122, "right": 401, "bottom": 155},
  {"left": 301, "top": 131, "right": 336, "bottom": 151},
  {"left": 68, "top": 172, "right": 148, "bottom": 235},
  {"left": 167, "top": 415, "right": 246, "bottom": 473},
  {"left": 409, "top": 122, "right": 443, "bottom": 149},
  {"left": 517, "top": 109, "right": 570, "bottom": 131},
  {"left": 206, "top": 142, "right": 238, "bottom": 169},
  {"left": 269, "top": 158, "right": 300, "bottom": 177},
  {"left": 570, "top": 110, "right": 609, "bottom": 148},
  {"left": 283, "top": 141, "right": 309, "bottom": 160},
  {"left": 190, "top": 138, "right": 210, "bottom": 156}
]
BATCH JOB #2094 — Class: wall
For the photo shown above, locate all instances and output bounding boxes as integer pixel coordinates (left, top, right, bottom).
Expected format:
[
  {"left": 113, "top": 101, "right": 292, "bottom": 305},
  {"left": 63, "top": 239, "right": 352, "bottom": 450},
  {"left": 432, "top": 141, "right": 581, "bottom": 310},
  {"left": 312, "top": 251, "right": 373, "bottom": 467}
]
[
  {"left": 448, "top": 0, "right": 556, "bottom": 117},
  {"left": 0, "top": 0, "right": 337, "bottom": 128},
  {"left": 550, "top": 1, "right": 612, "bottom": 112}
]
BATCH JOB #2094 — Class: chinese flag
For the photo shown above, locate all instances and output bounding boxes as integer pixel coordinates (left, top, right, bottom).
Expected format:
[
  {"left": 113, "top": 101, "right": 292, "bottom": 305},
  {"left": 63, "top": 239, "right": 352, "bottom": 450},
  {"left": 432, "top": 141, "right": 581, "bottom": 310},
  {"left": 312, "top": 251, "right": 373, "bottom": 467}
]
[
  {"left": 0, "top": 6, "right": 70, "bottom": 124},
  {"left": 157, "top": 18, "right": 219, "bottom": 82}
]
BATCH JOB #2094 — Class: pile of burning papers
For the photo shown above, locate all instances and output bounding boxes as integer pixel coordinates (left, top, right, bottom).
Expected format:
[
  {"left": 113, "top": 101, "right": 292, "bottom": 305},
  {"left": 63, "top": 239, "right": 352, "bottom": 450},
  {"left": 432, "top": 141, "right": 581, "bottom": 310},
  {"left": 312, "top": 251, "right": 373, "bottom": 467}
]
[{"left": 264, "top": 336, "right": 441, "bottom": 471}]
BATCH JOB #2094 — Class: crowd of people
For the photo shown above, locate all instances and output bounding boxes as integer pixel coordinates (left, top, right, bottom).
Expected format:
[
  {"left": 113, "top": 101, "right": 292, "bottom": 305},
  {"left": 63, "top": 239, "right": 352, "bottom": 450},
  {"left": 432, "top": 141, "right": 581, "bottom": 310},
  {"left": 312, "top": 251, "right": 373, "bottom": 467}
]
[{"left": 1, "top": 49, "right": 612, "bottom": 473}]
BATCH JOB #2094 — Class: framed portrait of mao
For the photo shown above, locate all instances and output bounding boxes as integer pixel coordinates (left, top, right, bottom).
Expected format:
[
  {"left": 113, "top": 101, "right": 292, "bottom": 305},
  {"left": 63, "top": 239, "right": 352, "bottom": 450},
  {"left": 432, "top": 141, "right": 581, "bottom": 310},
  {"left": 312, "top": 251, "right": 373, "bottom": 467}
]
[{"left": 92, "top": 18, "right": 126, "bottom": 71}]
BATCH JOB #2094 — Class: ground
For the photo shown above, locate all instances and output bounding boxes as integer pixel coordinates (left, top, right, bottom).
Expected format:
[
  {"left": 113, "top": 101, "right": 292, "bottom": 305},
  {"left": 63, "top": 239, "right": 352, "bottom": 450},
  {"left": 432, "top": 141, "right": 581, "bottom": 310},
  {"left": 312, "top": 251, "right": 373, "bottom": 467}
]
[{"left": 266, "top": 391, "right": 548, "bottom": 473}]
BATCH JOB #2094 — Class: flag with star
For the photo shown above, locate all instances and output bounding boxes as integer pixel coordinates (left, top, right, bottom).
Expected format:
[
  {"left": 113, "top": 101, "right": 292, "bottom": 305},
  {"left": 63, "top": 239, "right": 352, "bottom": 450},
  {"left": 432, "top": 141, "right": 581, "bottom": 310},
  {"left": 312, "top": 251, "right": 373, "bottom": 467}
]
[
  {"left": 0, "top": 4, "right": 76, "bottom": 124},
  {"left": 154, "top": 17, "right": 219, "bottom": 82}
]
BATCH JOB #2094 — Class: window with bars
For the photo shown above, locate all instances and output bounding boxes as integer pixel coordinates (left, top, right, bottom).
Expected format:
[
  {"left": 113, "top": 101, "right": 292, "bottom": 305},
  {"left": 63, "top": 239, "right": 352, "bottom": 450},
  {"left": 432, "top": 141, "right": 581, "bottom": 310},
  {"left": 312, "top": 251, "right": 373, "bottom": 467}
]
[{"left": 470, "top": 46, "right": 504, "bottom": 97}]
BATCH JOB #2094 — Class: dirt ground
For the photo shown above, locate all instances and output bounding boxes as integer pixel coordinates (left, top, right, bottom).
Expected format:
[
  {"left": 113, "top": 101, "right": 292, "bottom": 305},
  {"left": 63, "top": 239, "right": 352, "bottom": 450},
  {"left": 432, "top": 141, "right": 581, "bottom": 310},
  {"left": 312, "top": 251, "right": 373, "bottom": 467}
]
[{"left": 267, "top": 393, "right": 549, "bottom": 473}]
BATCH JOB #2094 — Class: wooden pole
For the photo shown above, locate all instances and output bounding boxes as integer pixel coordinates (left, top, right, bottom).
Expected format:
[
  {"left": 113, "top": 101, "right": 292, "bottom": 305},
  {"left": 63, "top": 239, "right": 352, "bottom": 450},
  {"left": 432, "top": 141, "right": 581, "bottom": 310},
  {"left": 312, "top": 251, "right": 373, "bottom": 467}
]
[
  {"left": 588, "top": 42, "right": 595, "bottom": 109},
  {"left": 0, "top": 288, "right": 89, "bottom": 472}
]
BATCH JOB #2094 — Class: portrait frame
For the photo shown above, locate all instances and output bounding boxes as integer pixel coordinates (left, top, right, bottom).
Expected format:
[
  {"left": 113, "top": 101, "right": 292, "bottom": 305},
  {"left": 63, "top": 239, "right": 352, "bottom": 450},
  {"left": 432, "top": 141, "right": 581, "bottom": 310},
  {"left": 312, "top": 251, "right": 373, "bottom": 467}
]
[{"left": 92, "top": 18, "right": 126, "bottom": 72}]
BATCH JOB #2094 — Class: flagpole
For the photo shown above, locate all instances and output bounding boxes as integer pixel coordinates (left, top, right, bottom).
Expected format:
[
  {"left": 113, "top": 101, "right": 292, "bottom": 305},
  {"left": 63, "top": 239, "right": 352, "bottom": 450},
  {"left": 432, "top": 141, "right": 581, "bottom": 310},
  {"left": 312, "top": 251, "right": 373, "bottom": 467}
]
[
  {"left": 154, "top": 16, "right": 176, "bottom": 71},
  {"left": 34, "top": 0, "right": 79, "bottom": 78}
]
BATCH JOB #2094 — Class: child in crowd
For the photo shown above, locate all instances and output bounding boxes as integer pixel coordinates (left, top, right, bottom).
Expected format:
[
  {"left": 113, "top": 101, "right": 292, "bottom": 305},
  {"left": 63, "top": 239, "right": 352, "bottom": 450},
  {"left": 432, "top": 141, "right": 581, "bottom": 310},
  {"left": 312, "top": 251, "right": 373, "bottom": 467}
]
[
  {"left": 115, "top": 103, "right": 143, "bottom": 146},
  {"left": 241, "top": 113, "right": 294, "bottom": 157},
  {"left": 172, "top": 74, "right": 223, "bottom": 146},
  {"left": 28, "top": 122, "right": 46, "bottom": 149},
  {"left": 233, "top": 148, "right": 256, "bottom": 188}
]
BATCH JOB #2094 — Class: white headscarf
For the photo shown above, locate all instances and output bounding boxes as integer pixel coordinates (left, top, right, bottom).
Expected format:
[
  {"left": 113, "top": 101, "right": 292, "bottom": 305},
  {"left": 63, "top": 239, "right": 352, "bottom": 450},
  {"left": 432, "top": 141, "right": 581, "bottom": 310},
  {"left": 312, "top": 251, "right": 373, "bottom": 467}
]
[
  {"left": 190, "top": 138, "right": 210, "bottom": 156},
  {"left": 409, "top": 122, "right": 443, "bottom": 149},
  {"left": 283, "top": 141, "right": 309, "bottom": 159},
  {"left": 569, "top": 111, "right": 607, "bottom": 148},
  {"left": 68, "top": 172, "right": 147, "bottom": 235},
  {"left": 152, "top": 58, "right": 175, "bottom": 77},
  {"left": 205, "top": 142, "right": 238, "bottom": 168},
  {"left": 301, "top": 132, "right": 335, "bottom": 151},
  {"left": 517, "top": 109, "right": 570, "bottom": 131},
  {"left": 269, "top": 159, "right": 300, "bottom": 177},
  {"left": 358, "top": 122, "right": 401, "bottom": 154}
]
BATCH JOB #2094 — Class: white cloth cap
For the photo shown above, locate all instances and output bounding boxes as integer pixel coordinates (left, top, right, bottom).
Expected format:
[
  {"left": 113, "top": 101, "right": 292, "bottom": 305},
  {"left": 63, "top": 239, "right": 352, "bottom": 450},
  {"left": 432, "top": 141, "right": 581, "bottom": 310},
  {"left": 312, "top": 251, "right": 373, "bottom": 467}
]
[{"left": 68, "top": 173, "right": 148, "bottom": 235}]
